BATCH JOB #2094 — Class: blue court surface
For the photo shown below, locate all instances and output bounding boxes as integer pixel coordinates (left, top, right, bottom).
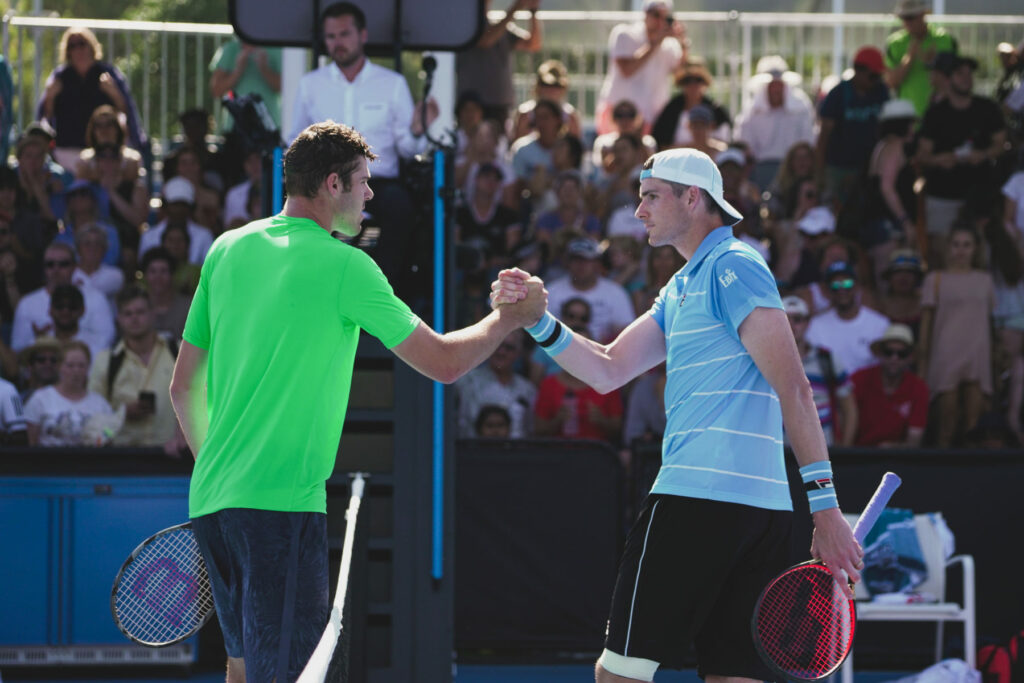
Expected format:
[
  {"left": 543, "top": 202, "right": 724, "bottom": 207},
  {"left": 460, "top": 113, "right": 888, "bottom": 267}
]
[{"left": 0, "top": 666, "right": 915, "bottom": 683}]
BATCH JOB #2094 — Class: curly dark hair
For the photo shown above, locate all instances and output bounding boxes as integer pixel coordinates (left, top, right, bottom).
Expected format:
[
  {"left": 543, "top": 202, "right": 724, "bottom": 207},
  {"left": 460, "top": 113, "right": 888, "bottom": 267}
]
[{"left": 283, "top": 121, "right": 378, "bottom": 199}]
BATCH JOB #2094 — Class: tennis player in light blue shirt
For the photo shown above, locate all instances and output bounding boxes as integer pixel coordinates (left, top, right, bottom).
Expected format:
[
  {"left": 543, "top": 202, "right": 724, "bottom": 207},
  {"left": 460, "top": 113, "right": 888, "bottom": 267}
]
[{"left": 492, "top": 148, "right": 864, "bottom": 683}]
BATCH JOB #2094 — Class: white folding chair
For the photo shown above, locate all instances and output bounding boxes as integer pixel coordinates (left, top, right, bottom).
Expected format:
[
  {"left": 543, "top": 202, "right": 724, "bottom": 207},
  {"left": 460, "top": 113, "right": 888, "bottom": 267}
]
[{"left": 840, "top": 512, "right": 976, "bottom": 683}]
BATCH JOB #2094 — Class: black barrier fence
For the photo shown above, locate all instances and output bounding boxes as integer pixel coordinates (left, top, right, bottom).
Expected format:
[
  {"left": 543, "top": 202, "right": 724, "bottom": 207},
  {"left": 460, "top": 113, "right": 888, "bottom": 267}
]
[
  {"left": 456, "top": 439, "right": 1024, "bottom": 669},
  {"left": 455, "top": 439, "right": 624, "bottom": 653}
]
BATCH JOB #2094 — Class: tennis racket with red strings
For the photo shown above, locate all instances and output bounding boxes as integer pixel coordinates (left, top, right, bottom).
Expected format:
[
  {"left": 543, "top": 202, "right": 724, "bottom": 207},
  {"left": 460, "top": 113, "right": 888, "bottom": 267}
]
[{"left": 751, "top": 471, "right": 902, "bottom": 681}]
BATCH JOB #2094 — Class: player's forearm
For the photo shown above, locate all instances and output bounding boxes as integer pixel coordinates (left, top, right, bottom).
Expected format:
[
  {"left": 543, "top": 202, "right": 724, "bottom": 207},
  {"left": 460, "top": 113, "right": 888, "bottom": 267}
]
[
  {"left": 170, "top": 388, "right": 208, "bottom": 459},
  {"left": 779, "top": 379, "right": 831, "bottom": 467}
]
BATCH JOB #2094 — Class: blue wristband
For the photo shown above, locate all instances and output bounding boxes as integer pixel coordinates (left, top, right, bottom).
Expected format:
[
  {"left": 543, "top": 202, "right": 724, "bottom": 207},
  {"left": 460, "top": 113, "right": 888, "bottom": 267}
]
[
  {"left": 526, "top": 311, "right": 572, "bottom": 357},
  {"left": 800, "top": 461, "right": 839, "bottom": 513}
]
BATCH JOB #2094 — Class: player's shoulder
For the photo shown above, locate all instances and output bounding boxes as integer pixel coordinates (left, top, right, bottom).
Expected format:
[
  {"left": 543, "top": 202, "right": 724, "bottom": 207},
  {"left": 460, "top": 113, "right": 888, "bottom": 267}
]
[{"left": 711, "top": 238, "right": 771, "bottom": 274}]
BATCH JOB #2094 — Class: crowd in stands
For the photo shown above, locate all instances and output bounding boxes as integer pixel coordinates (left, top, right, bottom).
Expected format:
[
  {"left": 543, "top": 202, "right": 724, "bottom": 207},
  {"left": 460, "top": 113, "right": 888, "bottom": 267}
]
[
  {"left": 1, "top": 0, "right": 1023, "bottom": 457},
  {"left": 449, "top": 0, "right": 1024, "bottom": 459},
  {"left": 0, "top": 25, "right": 277, "bottom": 450}
]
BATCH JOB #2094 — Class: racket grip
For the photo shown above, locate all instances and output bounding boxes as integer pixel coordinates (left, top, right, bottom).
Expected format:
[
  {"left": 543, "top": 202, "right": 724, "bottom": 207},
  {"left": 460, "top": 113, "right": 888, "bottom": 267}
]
[{"left": 852, "top": 472, "right": 902, "bottom": 543}]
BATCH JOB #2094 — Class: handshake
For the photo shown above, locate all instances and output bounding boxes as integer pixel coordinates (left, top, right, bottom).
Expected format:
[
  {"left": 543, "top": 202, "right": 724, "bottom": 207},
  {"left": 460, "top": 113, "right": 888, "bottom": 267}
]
[{"left": 490, "top": 267, "right": 548, "bottom": 328}]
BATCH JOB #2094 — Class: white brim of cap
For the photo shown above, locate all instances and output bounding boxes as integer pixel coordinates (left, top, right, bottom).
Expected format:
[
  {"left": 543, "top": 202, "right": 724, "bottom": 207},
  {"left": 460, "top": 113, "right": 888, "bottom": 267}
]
[{"left": 640, "top": 167, "right": 744, "bottom": 225}]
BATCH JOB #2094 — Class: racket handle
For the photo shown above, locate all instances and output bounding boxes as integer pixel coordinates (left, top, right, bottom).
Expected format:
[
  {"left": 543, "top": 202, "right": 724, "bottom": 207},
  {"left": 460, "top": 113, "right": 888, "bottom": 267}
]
[{"left": 852, "top": 472, "right": 902, "bottom": 543}]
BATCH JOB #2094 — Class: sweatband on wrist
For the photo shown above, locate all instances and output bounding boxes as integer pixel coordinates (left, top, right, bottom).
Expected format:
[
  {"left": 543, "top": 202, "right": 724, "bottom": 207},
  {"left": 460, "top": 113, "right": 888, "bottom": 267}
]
[
  {"left": 525, "top": 311, "right": 572, "bottom": 357},
  {"left": 800, "top": 461, "right": 839, "bottom": 513}
]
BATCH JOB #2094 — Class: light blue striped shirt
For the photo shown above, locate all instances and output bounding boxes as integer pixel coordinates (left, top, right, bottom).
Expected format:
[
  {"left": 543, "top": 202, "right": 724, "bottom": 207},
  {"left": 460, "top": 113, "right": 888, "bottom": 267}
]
[{"left": 648, "top": 226, "right": 791, "bottom": 511}]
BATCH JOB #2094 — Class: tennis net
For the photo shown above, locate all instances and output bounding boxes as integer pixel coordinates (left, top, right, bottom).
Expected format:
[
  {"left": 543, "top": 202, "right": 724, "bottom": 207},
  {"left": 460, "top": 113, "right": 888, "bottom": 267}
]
[{"left": 297, "top": 473, "right": 366, "bottom": 683}]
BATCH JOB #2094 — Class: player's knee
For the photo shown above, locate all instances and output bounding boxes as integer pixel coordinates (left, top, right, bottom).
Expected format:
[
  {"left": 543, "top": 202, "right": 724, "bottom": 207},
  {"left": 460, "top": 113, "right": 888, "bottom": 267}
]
[{"left": 596, "top": 648, "right": 658, "bottom": 682}]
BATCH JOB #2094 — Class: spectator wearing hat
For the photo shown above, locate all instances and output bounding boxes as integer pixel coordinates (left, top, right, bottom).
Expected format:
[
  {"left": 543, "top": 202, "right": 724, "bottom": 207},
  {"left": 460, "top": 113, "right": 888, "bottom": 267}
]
[
  {"left": 877, "top": 248, "right": 925, "bottom": 338},
  {"left": 850, "top": 323, "right": 929, "bottom": 447},
  {"left": 11, "top": 241, "right": 115, "bottom": 356},
  {"left": 735, "top": 55, "right": 817, "bottom": 191},
  {"left": 595, "top": 0, "right": 689, "bottom": 136},
  {"left": 679, "top": 105, "right": 728, "bottom": 160},
  {"left": 807, "top": 260, "right": 891, "bottom": 375},
  {"left": 919, "top": 224, "right": 994, "bottom": 447},
  {"left": 513, "top": 59, "right": 582, "bottom": 141},
  {"left": 775, "top": 206, "right": 837, "bottom": 292},
  {"left": 917, "top": 54, "right": 1007, "bottom": 266},
  {"left": 784, "top": 295, "right": 856, "bottom": 446},
  {"left": 815, "top": 46, "right": 890, "bottom": 209},
  {"left": 861, "top": 99, "right": 919, "bottom": 284},
  {"left": 18, "top": 336, "right": 61, "bottom": 403},
  {"left": 592, "top": 99, "right": 658, "bottom": 174},
  {"left": 652, "top": 58, "right": 732, "bottom": 151},
  {"left": 884, "top": 0, "right": 958, "bottom": 118},
  {"left": 137, "top": 176, "right": 214, "bottom": 265},
  {"left": 546, "top": 237, "right": 635, "bottom": 344},
  {"left": 454, "top": 162, "right": 523, "bottom": 277},
  {"left": 47, "top": 283, "right": 108, "bottom": 360},
  {"left": 55, "top": 179, "right": 120, "bottom": 267},
  {"left": 456, "top": 0, "right": 542, "bottom": 128}
]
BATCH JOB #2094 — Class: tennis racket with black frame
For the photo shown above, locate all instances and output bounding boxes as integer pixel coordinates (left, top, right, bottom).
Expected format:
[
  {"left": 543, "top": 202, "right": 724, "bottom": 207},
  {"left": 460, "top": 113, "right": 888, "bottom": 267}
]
[
  {"left": 751, "top": 471, "right": 902, "bottom": 681},
  {"left": 110, "top": 521, "right": 215, "bottom": 647}
]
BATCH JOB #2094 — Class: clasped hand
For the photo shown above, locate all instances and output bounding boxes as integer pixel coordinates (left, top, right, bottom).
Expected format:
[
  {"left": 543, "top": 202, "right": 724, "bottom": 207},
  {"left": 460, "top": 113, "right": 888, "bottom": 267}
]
[{"left": 490, "top": 267, "right": 547, "bottom": 327}]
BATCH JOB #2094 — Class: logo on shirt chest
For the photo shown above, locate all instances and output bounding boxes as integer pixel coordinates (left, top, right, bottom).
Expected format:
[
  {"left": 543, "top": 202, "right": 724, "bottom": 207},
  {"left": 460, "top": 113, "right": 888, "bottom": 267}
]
[{"left": 719, "top": 268, "right": 738, "bottom": 288}]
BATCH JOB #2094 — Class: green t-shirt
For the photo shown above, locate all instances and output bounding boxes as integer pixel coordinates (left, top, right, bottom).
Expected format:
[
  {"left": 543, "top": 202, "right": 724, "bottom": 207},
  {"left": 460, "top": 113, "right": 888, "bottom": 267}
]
[
  {"left": 184, "top": 215, "right": 419, "bottom": 517},
  {"left": 209, "top": 39, "right": 283, "bottom": 131},
  {"left": 885, "top": 25, "right": 958, "bottom": 118}
]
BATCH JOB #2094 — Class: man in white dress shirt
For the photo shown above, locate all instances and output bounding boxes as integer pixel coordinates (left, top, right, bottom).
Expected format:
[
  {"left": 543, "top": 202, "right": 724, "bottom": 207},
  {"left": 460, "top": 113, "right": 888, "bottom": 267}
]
[{"left": 290, "top": 2, "right": 439, "bottom": 292}]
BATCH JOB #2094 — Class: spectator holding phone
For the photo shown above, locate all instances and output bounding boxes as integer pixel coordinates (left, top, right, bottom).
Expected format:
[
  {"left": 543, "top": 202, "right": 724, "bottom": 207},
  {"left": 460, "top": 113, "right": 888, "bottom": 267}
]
[{"left": 89, "top": 285, "right": 185, "bottom": 452}]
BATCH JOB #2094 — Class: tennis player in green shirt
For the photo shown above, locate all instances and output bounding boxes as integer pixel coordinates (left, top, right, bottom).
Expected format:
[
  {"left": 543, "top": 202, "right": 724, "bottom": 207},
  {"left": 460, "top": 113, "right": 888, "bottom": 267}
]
[{"left": 169, "top": 121, "right": 545, "bottom": 683}]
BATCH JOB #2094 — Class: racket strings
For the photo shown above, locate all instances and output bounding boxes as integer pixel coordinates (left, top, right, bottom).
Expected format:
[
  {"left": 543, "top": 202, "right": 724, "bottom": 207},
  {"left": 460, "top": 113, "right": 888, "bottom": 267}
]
[
  {"left": 755, "top": 565, "right": 854, "bottom": 678},
  {"left": 113, "top": 528, "right": 214, "bottom": 646}
]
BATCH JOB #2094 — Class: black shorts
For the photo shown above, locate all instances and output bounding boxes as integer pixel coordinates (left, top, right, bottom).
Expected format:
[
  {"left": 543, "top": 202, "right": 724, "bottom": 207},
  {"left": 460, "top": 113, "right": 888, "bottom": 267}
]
[
  {"left": 192, "top": 509, "right": 329, "bottom": 682},
  {"left": 604, "top": 494, "right": 792, "bottom": 680}
]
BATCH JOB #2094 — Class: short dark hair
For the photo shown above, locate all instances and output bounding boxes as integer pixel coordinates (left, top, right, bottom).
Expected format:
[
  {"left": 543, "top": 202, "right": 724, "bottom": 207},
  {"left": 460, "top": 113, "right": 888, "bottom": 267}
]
[
  {"left": 640, "top": 157, "right": 728, "bottom": 223},
  {"left": 474, "top": 404, "right": 511, "bottom": 436},
  {"left": 141, "top": 246, "right": 176, "bottom": 273},
  {"left": 321, "top": 2, "right": 366, "bottom": 30},
  {"left": 116, "top": 284, "right": 150, "bottom": 312},
  {"left": 51, "top": 283, "right": 84, "bottom": 311},
  {"left": 284, "top": 121, "right": 377, "bottom": 198}
]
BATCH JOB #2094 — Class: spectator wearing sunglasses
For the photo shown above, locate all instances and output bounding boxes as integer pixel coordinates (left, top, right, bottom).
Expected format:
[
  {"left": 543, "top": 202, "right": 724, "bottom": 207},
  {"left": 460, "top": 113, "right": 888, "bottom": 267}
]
[
  {"left": 815, "top": 46, "right": 890, "bottom": 211},
  {"left": 850, "top": 323, "right": 928, "bottom": 447},
  {"left": 651, "top": 58, "right": 731, "bottom": 151},
  {"left": 592, "top": 99, "right": 657, "bottom": 173},
  {"left": 9, "top": 241, "right": 115, "bottom": 355},
  {"left": 806, "top": 260, "right": 891, "bottom": 375},
  {"left": 18, "top": 336, "right": 61, "bottom": 403}
]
